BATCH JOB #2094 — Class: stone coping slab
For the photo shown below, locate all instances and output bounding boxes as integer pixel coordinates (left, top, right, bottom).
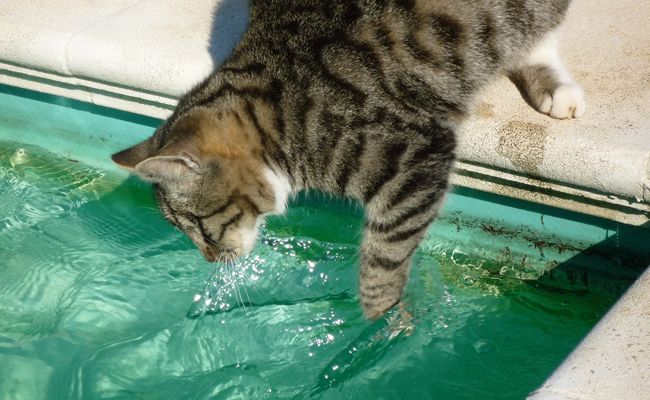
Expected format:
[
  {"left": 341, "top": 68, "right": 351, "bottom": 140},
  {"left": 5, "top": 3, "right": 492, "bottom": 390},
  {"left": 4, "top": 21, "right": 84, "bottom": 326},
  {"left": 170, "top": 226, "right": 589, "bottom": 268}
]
[{"left": 528, "top": 263, "right": 650, "bottom": 400}]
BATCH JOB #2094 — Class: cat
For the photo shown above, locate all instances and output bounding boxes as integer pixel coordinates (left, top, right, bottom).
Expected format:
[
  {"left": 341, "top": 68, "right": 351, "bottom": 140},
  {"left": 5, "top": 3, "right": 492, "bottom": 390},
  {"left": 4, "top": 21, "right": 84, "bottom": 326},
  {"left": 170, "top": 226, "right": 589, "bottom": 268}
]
[{"left": 112, "top": 0, "right": 584, "bottom": 320}]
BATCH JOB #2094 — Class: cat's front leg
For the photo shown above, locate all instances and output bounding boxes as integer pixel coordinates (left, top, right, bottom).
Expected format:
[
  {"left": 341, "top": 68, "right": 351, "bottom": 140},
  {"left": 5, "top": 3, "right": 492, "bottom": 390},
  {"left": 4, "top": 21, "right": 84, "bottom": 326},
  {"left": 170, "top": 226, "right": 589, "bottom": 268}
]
[
  {"left": 358, "top": 194, "right": 445, "bottom": 320},
  {"left": 509, "top": 30, "right": 585, "bottom": 119},
  {"left": 358, "top": 232, "right": 419, "bottom": 320}
]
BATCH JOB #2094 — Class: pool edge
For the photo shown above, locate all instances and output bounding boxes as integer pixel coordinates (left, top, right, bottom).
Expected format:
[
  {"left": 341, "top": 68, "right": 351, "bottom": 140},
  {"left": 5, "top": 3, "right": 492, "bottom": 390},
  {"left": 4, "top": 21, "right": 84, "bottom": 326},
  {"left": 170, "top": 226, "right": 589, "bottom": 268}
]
[{"left": 528, "top": 263, "right": 650, "bottom": 400}]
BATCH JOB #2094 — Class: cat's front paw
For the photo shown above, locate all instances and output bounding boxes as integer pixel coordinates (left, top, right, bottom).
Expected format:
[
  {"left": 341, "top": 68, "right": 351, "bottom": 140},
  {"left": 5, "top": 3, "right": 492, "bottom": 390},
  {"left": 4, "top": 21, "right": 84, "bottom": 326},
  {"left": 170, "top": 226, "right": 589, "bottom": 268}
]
[
  {"left": 539, "top": 83, "right": 585, "bottom": 119},
  {"left": 362, "top": 296, "right": 400, "bottom": 321}
]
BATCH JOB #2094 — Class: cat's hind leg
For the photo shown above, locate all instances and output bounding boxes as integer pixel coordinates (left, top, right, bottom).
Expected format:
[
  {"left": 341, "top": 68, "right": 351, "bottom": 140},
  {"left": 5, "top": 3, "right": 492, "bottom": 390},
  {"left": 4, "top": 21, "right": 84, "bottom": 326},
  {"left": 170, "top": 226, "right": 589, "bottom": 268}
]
[{"left": 509, "top": 30, "right": 585, "bottom": 119}]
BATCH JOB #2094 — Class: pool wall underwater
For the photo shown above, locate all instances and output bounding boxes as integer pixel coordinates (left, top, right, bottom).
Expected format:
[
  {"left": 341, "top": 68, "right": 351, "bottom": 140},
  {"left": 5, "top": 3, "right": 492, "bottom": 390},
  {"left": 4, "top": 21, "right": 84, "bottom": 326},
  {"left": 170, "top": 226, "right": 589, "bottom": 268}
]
[
  {"left": 1, "top": 84, "right": 649, "bottom": 400},
  {"left": 1, "top": 84, "right": 647, "bottom": 283}
]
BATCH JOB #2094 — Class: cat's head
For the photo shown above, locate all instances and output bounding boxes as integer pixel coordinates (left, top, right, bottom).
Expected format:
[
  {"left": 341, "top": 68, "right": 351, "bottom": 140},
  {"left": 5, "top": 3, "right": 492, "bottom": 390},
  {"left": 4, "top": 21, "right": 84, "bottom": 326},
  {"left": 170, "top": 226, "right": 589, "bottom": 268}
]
[{"left": 112, "top": 106, "right": 290, "bottom": 262}]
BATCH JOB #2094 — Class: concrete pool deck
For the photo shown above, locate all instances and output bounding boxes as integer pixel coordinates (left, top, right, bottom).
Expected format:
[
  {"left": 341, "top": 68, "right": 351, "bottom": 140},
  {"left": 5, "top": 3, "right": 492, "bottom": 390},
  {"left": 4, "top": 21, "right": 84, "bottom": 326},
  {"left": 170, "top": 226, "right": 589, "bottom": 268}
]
[
  {"left": 0, "top": 0, "right": 648, "bottom": 398},
  {"left": 529, "top": 267, "right": 650, "bottom": 400}
]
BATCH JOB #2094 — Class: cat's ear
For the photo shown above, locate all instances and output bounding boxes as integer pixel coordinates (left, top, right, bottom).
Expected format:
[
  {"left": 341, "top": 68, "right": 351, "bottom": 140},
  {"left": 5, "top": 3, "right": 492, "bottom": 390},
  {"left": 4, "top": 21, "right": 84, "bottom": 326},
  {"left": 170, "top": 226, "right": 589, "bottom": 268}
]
[
  {"left": 111, "top": 136, "right": 156, "bottom": 171},
  {"left": 133, "top": 152, "right": 200, "bottom": 183},
  {"left": 113, "top": 137, "right": 201, "bottom": 183}
]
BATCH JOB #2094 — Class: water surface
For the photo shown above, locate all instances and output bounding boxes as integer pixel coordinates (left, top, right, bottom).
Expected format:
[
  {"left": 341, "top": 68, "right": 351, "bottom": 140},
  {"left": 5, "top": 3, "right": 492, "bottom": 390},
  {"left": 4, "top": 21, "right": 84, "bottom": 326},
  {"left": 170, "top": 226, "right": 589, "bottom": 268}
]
[{"left": 0, "top": 140, "right": 623, "bottom": 399}]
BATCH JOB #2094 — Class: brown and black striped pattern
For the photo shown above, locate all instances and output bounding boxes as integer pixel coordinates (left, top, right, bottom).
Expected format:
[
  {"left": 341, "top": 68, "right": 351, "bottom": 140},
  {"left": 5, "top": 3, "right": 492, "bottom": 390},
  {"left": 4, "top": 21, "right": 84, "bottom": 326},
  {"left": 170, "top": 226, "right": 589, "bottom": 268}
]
[{"left": 113, "top": 0, "right": 574, "bottom": 319}]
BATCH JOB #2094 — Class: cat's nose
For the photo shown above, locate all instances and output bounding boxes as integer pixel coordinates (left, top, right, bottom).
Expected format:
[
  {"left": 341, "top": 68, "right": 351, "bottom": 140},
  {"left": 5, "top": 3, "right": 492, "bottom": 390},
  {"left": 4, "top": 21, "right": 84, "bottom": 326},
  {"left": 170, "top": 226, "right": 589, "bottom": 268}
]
[{"left": 197, "top": 242, "right": 219, "bottom": 262}]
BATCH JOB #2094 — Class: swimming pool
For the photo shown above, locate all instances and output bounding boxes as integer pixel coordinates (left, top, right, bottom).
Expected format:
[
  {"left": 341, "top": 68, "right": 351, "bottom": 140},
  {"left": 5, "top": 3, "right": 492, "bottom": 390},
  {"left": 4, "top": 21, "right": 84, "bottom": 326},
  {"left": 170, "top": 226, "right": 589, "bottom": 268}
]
[{"left": 1, "top": 85, "right": 648, "bottom": 399}]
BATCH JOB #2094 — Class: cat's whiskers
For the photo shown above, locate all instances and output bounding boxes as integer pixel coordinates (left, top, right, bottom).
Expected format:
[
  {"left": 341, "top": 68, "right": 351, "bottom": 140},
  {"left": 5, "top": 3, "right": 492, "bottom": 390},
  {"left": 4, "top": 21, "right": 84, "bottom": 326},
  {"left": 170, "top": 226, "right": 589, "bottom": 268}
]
[
  {"left": 236, "top": 257, "right": 264, "bottom": 299},
  {"left": 199, "top": 235, "right": 237, "bottom": 263},
  {"left": 200, "top": 234, "right": 222, "bottom": 249},
  {"left": 234, "top": 263, "right": 254, "bottom": 312},
  {"left": 230, "top": 274, "right": 244, "bottom": 309},
  {"left": 233, "top": 266, "right": 252, "bottom": 315},
  {"left": 222, "top": 250, "right": 250, "bottom": 313},
  {"left": 135, "top": 207, "right": 170, "bottom": 227},
  {"left": 180, "top": 235, "right": 195, "bottom": 251},
  {"left": 134, "top": 206, "right": 160, "bottom": 213}
]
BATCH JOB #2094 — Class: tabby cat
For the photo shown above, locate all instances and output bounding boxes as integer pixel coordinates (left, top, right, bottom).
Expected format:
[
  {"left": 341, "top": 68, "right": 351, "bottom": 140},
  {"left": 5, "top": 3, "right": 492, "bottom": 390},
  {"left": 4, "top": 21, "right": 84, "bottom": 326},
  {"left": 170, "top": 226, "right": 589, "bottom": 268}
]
[{"left": 112, "top": 0, "right": 584, "bottom": 320}]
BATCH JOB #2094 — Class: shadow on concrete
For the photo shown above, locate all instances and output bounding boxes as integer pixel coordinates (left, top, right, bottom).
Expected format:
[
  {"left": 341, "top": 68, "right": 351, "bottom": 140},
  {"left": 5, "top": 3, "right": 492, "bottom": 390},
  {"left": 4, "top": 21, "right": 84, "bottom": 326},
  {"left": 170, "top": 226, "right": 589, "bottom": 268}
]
[{"left": 207, "top": 0, "right": 250, "bottom": 68}]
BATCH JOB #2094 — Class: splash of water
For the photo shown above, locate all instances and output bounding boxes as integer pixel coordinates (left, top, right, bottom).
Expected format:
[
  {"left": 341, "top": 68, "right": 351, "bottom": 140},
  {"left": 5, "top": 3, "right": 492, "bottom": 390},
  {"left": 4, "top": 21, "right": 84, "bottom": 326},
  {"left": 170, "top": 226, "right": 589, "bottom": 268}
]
[{"left": 187, "top": 262, "right": 241, "bottom": 318}]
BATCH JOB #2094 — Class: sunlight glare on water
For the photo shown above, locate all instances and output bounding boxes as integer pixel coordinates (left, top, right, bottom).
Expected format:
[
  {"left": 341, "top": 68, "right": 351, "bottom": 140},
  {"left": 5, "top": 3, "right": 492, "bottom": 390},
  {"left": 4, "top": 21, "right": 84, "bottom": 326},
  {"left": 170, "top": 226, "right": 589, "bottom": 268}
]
[{"left": 0, "top": 140, "right": 625, "bottom": 400}]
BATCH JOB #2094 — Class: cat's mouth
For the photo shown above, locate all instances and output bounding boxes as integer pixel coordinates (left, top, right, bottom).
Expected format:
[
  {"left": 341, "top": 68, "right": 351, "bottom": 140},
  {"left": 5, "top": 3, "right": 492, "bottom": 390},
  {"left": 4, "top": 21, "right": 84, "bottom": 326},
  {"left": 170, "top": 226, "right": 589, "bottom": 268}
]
[
  {"left": 189, "top": 235, "right": 236, "bottom": 263},
  {"left": 197, "top": 243, "right": 220, "bottom": 262},
  {"left": 197, "top": 243, "right": 241, "bottom": 264},
  {"left": 186, "top": 225, "right": 256, "bottom": 263},
  {"left": 180, "top": 227, "right": 237, "bottom": 263}
]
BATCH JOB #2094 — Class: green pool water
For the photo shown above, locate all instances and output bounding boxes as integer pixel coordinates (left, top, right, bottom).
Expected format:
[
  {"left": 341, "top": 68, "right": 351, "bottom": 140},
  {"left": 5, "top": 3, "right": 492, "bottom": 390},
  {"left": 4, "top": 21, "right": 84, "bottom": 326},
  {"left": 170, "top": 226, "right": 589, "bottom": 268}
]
[{"left": 0, "top": 86, "right": 648, "bottom": 400}]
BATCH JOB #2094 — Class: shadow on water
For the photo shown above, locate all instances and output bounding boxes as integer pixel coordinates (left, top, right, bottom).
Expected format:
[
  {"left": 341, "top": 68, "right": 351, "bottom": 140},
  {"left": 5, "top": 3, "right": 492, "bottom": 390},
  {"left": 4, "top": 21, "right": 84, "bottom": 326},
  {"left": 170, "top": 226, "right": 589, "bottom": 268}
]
[
  {"left": 448, "top": 186, "right": 650, "bottom": 300},
  {"left": 528, "top": 221, "right": 650, "bottom": 300},
  {"left": 207, "top": 0, "right": 250, "bottom": 68}
]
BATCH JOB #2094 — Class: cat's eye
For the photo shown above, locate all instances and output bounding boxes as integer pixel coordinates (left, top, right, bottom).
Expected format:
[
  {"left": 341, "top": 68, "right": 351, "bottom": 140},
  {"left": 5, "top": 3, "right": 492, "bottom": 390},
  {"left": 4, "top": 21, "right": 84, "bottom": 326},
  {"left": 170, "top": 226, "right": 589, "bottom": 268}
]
[{"left": 182, "top": 213, "right": 199, "bottom": 224}]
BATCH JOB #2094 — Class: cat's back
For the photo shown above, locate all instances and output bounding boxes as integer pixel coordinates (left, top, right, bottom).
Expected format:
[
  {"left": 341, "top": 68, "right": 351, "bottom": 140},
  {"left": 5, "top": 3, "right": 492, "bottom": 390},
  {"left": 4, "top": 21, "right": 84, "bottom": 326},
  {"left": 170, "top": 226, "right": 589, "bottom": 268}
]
[
  {"left": 244, "top": 0, "right": 570, "bottom": 60},
  {"left": 237, "top": 0, "right": 571, "bottom": 112}
]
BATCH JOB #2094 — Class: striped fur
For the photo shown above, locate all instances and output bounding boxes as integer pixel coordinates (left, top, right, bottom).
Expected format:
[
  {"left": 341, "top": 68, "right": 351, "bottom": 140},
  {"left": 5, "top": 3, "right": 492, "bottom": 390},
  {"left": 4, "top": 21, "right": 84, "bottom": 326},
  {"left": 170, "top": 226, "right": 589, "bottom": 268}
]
[{"left": 112, "top": 0, "right": 583, "bottom": 319}]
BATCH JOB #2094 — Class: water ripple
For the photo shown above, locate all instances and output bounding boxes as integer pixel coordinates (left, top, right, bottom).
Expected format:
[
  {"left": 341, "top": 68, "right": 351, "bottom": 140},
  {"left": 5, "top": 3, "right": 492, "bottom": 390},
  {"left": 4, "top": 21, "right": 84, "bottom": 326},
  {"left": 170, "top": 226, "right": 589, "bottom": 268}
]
[{"left": 0, "top": 140, "right": 630, "bottom": 400}]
